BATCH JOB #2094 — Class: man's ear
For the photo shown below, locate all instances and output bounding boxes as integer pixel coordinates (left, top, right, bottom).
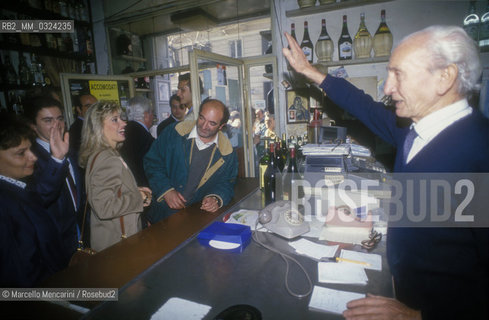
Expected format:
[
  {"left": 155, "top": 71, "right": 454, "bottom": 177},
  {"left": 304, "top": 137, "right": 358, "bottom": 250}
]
[
  {"left": 75, "top": 106, "right": 82, "bottom": 116},
  {"left": 437, "top": 63, "right": 458, "bottom": 96}
]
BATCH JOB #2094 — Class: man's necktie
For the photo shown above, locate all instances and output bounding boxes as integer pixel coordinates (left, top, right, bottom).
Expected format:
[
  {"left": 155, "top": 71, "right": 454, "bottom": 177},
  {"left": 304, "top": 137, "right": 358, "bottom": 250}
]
[
  {"left": 66, "top": 172, "right": 78, "bottom": 211},
  {"left": 403, "top": 128, "right": 418, "bottom": 164}
]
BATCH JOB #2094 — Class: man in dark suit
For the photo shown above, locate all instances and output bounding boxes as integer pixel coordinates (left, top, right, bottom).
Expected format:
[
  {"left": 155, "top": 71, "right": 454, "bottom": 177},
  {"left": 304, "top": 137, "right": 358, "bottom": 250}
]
[
  {"left": 24, "top": 96, "right": 84, "bottom": 265},
  {"left": 284, "top": 25, "right": 488, "bottom": 319},
  {"left": 69, "top": 92, "right": 97, "bottom": 156},
  {"left": 119, "top": 95, "right": 155, "bottom": 187},
  {"left": 157, "top": 94, "right": 185, "bottom": 136}
]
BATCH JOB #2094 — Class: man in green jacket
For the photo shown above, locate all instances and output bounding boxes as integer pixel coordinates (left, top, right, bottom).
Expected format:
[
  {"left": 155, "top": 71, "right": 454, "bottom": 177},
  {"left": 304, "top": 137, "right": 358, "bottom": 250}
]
[{"left": 143, "top": 99, "right": 238, "bottom": 223}]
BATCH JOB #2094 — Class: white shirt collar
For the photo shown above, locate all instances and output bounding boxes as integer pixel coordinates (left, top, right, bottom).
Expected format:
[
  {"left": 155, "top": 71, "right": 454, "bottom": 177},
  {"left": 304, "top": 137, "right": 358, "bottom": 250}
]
[
  {"left": 412, "top": 99, "right": 472, "bottom": 141},
  {"left": 36, "top": 137, "right": 51, "bottom": 153},
  {"left": 188, "top": 125, "right": 219, "bottom": 151},
  {"left": 0, "top": 174, "right": 26, "bottom": 189},
  {"left": 406, "top": 99, "right": 472, "bottom": 163}
]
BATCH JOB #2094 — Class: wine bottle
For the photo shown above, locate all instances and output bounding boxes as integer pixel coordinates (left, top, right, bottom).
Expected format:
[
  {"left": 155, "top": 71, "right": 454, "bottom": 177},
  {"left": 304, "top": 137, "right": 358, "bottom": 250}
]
[
  {"left": 5, "top": 54, "right": 18, "bottom": 85},
  {"left": 301, "top": 21, "right": 314, "bottom": 64},
  {"left": 264, "top": 142, "right": 278, "bottom": 205},
  {"left": 373, "top": 9, "right": 393, "bottom": 57},
  {"left": 315, "top": 18, "right": 334, "bottom": 62},
  {"left": 287, "top": 23, "right": 297, "bottom": 70},
  {"left": 283, "top": 146, "right": 299, "bottom": 201},
  {"left": 480, "top": 1, "right": 489, "bottom": 52},
  {"left": 18, "top": 54, "right": 30, "bottom": 86},
  {"left": 275, "top": 140, "right": 285, "bottom": 172},
  {"left": 353, "top": 12, "right": 372, "bottom": 59},
  {"left": 259, "top": 140, "right": 270, "bottom": 190},
  {"left": 338, "top": 15, "right": 353, "bottom": 60},
  {"left": 463, "top": 1, "right": 480, "bottom": 43}
]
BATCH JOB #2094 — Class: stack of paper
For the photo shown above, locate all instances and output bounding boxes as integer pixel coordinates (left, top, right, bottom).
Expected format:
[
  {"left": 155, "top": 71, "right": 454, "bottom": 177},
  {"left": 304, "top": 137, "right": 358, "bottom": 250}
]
[
  {"left": 309, "top": 286, "right": 365, "bottom": 314},
  {"left": 318, "top": 262, "right": 368, "bottom": 285},
  {"left": 289, "top": 238, "right": 338, "bottom": 260}
]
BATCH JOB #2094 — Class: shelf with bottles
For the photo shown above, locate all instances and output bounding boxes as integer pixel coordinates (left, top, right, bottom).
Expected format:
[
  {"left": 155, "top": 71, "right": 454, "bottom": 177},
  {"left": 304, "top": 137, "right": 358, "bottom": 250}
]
[
  {"left": 290, "top": 7, "right": 393, "bottom": 66},
  {"left": 286, "top": 0, "right": 394, "bottom": 18},
  {"left": 1, "top": 1, "right": 92, "bottom": 27},
  {"left": 0, "top": 41, "right": 93, "bottom": 62}
]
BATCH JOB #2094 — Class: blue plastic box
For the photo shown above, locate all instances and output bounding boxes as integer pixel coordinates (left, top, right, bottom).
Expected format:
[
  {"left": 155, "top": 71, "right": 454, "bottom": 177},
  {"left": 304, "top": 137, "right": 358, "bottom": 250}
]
[{"left": 197, "top": 222, "right": 252, "bottom": 253}]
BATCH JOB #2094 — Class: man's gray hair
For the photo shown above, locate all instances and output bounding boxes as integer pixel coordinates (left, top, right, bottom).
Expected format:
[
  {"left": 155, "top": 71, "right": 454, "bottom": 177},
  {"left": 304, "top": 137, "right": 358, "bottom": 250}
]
[
  {"left": 403, "top": 25, "right": 481, "bottom": 96},
  {"left": 126, "top": 96, "right": 153, "bottom": 121}
]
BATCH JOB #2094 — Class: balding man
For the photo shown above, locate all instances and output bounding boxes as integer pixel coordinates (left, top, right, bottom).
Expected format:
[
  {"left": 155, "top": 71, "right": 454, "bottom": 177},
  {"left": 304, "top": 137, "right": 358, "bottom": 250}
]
[{"left": 144, "top": 99, "right": 238, "bottom": 222}]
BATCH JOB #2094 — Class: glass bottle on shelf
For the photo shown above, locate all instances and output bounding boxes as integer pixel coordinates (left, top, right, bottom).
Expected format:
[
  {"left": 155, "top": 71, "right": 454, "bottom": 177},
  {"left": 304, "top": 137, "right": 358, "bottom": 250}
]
[
  {"left": 463, "top": 1, "right": 480, "bottom": 43},
  {"left": 287, "top": 23, "right": 297, "bottom": 70},
  {"left": 5, "top": 54, "right": 19, "bottom": 85},
  {"left": 264, "top": 142, "right": 278, "bottom": 205},
  {"left": 30, "top": 53, "right": 44, "bottom": 87},
  {"left": 300, "top": 21, "right": 314, "bottom": 64},
  {"left": 18, "top": 54, "right": 30, "bottom": 86},
  {"left": 353, "top": 12, "right": 373, "bottom": 59},
  {"left": 479, "top": 1, "right": 489, "bottom": 52},
  {"left": 315, "top": 18, "right": 334, "bottom": 63},
  {"left": 338, "top": 15, "right": 353, "bottom": 60},
  {"left": 259, "top": 140, "right": 270, "bottom": 191},
  {"left": 275, "top": 140, "right": 285, "bottom": 172},
  {"left": 282, "top": 146, "right": 299, "bottom": 201},
  {"left": 373, "top": 9, "right": 393, "bottom": 57}
]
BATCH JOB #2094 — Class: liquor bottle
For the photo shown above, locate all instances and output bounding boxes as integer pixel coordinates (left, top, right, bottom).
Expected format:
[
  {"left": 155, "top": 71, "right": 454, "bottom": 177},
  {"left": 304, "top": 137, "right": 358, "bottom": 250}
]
[
  {"left": 315, "top": 18, "right": 334, "bottom": 62},
  {"left": 338, "top": 15, "right": 353, "bottom": 60},
  {"left": 373, "top": 9, "right": 393, "bottom": 57},
  {"left": 463, "top": 1, "right": 480, "bottom": 43},
  {"left": 5, "top": 54, "right": 18, "bottom": 85},
  {"left": 283, "top": 146, "right": 299, "bottom": 201},
  {"left": 301, "top": 21, "right": 314, "bottom": 64},
  {"left": 264, "top": 142, "right": 278, "bottom": 205},
  {"left": 479, "top": 1, "right": 489, "bottom": 52},
  {"left": 30, "top": 53, "right": 43, "bottom": 87},
  {"left": 18, "top": 54, "right": 30, "bottom": 86},
  {"left": 259, "top": 140, "right": 270, "bottom": 190},
  {"left": 287, "top": 23, "right": 297, "bottom": 70},
  {"left": 275, "top": 140, "right": 285, "bottom": 172},
  {"left": 353, "top": 12, "right": 372, "bottom": 59},
  {"left": 41, "top": 61, "right": 52, "bottom": 87}
]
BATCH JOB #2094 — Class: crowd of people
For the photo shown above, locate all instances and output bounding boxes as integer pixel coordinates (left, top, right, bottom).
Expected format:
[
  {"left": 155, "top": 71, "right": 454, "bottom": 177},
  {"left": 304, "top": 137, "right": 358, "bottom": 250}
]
[
  {"left": 0, "top": 76, "right": 238, "bottom": 287},
  {"left": 0, "top": 24, "right": 487, "bottom": 319}
]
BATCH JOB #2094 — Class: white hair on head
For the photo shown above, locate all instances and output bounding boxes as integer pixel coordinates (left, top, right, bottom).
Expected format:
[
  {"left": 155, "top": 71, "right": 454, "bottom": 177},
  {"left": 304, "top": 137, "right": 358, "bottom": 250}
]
[
  {"left": 401, "top": 25, "right": 481, "bottom": 96},
  {"left": 126, "top": 96, "right": 153, "bottom": 121}
]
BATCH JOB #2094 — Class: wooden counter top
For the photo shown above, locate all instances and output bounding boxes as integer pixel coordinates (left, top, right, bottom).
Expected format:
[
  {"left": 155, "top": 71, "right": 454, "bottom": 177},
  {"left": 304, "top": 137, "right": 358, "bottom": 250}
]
[{"left": 42, "top": 178, "right": 258, "bottom": 290}]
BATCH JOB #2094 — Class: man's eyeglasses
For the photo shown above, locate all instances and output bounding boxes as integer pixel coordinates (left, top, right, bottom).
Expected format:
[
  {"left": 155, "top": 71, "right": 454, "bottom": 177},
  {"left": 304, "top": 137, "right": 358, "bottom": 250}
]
[{"left": 361, "top": 230, "right": 382, "bottom": 251}]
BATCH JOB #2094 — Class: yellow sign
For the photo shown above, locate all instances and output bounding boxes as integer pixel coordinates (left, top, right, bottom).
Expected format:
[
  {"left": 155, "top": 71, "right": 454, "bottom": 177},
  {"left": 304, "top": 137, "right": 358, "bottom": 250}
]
[{"left": 89, "top": 81, "right": 119, "bottom": 102}]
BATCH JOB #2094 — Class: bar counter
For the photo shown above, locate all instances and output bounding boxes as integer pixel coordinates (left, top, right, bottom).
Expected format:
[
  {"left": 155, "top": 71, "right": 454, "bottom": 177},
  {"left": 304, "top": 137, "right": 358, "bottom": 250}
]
[{"left": 2, "top": 178, "right": 258, "bottom": 319}]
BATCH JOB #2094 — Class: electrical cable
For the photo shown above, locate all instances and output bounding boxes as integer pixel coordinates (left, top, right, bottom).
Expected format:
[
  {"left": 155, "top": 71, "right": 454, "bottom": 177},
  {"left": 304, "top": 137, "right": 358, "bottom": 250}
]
[{"left": 252, "top": 220, "right": 313, "bottom": 299}]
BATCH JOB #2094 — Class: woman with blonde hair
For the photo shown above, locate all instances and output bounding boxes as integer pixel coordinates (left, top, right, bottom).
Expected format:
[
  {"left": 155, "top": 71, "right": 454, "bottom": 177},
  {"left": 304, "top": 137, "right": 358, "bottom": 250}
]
[{"left": 79, "top": 101, "right": 151, "bottom": 251}]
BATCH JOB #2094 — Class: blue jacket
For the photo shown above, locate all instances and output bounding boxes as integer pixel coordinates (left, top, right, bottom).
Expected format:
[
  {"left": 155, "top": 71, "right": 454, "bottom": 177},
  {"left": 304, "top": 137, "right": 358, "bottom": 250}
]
[
  {"left": 31, "top": 142, "right": 82, "bottom": 264},
  {"left": 0, "top": 179, "right": 66, "bottom": 287},
  {"left": 144, "top": 121, "right": 238, "bottom": 223},
  {"left": 320, "top": 75, "right": 489, "bottom": 319}
]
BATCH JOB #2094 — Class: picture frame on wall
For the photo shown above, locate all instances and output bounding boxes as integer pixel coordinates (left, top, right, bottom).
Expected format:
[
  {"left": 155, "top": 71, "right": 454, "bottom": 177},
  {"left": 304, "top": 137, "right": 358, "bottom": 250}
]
[
  {"left": 157, "top": 80, "right": 170, "bottom": 103},
  {"left": 286, "top": 89, "right": 310, "bottom": 124}
]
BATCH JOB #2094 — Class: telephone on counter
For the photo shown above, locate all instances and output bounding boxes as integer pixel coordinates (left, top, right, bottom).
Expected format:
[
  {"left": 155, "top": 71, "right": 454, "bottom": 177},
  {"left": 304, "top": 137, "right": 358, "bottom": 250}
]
[{"left": 259, "top": 200, "right": 310, "bottom": 239}]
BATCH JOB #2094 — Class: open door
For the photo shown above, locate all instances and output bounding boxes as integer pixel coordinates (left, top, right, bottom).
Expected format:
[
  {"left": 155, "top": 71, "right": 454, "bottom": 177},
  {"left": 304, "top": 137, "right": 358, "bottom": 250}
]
[{"left": 189, "top": 49, "right": 277, "bottom": 178}]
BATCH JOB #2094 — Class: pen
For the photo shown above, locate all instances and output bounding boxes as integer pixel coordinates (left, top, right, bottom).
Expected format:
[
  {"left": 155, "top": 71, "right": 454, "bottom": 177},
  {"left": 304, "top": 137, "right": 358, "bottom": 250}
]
[{"left": 335, "top": 257, "right": 371, "bottom": 267}]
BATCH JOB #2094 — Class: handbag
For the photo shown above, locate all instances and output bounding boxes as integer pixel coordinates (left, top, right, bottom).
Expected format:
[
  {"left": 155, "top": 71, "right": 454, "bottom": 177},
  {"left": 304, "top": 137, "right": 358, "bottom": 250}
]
[{"left": 68, "top": 152, "right": 101, "bottom": 267}]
